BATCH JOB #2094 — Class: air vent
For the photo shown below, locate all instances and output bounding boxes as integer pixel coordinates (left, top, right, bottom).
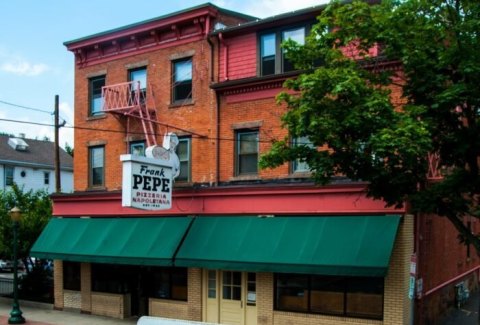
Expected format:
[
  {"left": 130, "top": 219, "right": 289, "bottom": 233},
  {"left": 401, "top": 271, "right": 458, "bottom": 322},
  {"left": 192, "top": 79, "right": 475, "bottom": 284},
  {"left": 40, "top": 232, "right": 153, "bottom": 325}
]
[{"left": 8, "top": 138, "right": 29, "bottom": 151}]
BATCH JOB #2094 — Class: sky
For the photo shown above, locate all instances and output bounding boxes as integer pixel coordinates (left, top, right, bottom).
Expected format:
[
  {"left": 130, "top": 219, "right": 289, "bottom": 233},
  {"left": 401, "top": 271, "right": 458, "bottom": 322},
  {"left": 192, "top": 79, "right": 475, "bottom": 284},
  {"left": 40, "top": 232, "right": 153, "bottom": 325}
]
[{"left": 0, "top": 0, "right": 326, "bottom": 149}]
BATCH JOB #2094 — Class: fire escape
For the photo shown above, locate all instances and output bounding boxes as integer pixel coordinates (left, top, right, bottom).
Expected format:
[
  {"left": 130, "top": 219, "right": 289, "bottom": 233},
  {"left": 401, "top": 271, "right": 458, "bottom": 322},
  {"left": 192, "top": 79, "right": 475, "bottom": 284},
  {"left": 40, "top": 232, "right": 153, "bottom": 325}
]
[{"left": 102, "top": 81, "right": 158, "bottom": 147}]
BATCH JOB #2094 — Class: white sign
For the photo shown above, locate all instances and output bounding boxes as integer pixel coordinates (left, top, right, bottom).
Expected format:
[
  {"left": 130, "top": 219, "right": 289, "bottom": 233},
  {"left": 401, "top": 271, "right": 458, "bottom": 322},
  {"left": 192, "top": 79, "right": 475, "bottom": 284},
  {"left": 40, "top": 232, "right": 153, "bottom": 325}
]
[
  {"left": 121, "top": 154, "right": 173, "bottom": 210},
  {"left": 408, "top": 276, "right": 415, "bottom": 300},
  {"left": 410, "top": 254, "right": 417, "bottom": 276}
]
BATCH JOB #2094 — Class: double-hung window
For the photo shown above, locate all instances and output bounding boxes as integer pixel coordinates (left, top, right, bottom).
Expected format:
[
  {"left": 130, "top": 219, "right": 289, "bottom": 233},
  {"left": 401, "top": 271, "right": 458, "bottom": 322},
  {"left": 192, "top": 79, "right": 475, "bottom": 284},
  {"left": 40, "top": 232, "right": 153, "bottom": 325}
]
[
  {"left": 89, "top": 146, "right": 104, "bottom": 187},
  {"left": 292, "top": 136, "right": 313, "bottom": 173},
  {"left": 176, "top": 137, "right": 191, "bottom": 182},
  {"left": 282, "top": 27, "right": 305, "bottom": 72},
  {"left": 235, "top": 130, "right": 259, "bottom": 176},
  {"left": 89, "top": 76, "right": 105, "bottom": 116},
  {"left": 129, "top": 67, "right": 147, "bottom": 104},
  {"left": 172, "top": 58, "right": 193, "bottom": 104},
  {"left": 259, "top": 25, "right": 307, "bottom": 76},
  {"left": 260, "top": 33, "right": 276, "bottom": 76}
]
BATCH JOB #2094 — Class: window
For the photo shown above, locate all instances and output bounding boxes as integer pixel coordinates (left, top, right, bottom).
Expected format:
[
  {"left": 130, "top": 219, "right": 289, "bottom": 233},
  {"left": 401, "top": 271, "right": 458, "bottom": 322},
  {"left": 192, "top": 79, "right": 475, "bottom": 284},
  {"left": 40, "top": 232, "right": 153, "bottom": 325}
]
[
  {"left": 222, "top": 271, "right": 241, "bottom": 300},
  {"left": 152, "top": 267, "right": 188, "bottom": 301},
  {"left": 129, "top": 141, "right": 145, "bottom": 156},
  {"left": 292, "top": 136, "right": 313, "bottom": 173},
  {"left": 5, "top": 166, "right": 14, "bottom": 186},
  {"left": 63, "top": 261, "right": 80, "bottom": 291},
  {"left": 275, "top": 274, "right": 384, "bottom": 320},
  {"left": 176, "top": 137, "right": 191, "bottom": 182},
  {"left": 129, "top": 67, "right": 147, "bottom": 92},
  {"left": 260, "top": 33, "right": 276, "bottom": 76},
  {"left": 92, "top": 264, "right": 131, "bottom": 294},
  {"left": 247, "top": 272, "right": 257, "bottom": 306},
  {"left": 282, "top": 27, "right": 305, "bottom": 72},
  {"left": 235, "top": 130, "right": 259, "bottom": 176},
  {"left": 259, "top": 25, "right": 307, "bottom": 76},
  {"left": 208, "top": 270, "right": 217, "bottom": 298},
  {"left": 89, "top": 146, "right": 104, "bottom": 187},
  {"left": 172, "top": 58, "right": 193, "bottom": 103},
  {"left": 129, "top": 67, "right": 147, "bottom": 104},
  {"left": 89, "top": 75, "right": 105, "bottom": 116},
  {"left": 44, "top": 172, "right": 50, "bottom": 185}
]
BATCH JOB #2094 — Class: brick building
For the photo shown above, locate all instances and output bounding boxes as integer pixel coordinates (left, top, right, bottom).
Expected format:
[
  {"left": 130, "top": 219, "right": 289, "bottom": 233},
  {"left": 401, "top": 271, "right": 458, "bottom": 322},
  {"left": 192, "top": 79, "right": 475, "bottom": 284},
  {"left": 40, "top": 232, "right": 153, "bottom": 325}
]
[{"left": 31, "top": 3, "right": 478, "bottom": 325}]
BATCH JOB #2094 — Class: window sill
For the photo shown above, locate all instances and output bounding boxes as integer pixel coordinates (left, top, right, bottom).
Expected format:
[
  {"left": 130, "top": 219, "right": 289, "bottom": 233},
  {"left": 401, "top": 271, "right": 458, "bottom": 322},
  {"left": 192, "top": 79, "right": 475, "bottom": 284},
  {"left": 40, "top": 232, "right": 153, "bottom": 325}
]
[
  {"left": 174, "top": 181, "right": 193, "bottom": 188},
  {"left": 230, "top": 174, "right": 260, "bottom": 181},
  {"left": 289, "top": 171, "right": 312, "bottom": 178},
  {"left": 87, "top": 114, "right": 106, "bottom": 121},
  {"left": 169, "top": 100, "right": 194, "bottom": 108},
  {"left": 86, "top": 186, "right": 106, "bottom": 191}
]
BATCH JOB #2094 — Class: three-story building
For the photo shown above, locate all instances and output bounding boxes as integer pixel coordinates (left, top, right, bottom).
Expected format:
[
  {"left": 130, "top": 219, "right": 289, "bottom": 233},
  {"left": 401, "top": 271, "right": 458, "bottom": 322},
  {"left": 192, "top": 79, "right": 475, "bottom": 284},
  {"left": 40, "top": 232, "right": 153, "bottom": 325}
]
[{"left": 31, "top": 3, "right": 479, "bottom": 325}]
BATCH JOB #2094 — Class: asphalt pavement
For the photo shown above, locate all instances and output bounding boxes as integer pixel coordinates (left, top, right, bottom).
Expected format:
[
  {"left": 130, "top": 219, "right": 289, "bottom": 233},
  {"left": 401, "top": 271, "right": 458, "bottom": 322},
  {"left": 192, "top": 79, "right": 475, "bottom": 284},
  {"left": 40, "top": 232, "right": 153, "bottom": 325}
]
[{"left": 440, "top": 289, "right": 479, "bottom": 325}]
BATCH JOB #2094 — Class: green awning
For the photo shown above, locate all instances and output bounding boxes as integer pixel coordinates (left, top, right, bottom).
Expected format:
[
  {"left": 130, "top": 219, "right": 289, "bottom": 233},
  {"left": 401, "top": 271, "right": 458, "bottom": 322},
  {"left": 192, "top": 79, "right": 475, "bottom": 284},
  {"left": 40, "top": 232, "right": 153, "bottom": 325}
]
[
  {"left": 31, "top": 217, "right": 192, "bottom": 266},
  {"left": 175, "top": 215, "right": 401, "bottom": 276}
]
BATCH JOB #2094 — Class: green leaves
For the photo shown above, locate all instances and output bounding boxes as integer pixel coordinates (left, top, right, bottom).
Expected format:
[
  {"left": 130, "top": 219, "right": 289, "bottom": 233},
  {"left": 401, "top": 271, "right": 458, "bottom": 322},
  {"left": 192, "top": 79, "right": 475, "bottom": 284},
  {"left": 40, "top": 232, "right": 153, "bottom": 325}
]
[
  {"left": 260, "top": 0, "right": 480, "bottom": 247},
  {"left": 0, "top": 184, "right": 51, "bottom": 260}
]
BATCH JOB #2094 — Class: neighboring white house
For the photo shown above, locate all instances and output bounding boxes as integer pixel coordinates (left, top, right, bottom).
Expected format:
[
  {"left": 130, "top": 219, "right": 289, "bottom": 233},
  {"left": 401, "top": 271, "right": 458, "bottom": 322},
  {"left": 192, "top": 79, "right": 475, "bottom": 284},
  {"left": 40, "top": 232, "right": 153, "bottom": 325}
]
[{"left": 0, "top": 134, "right": 73, "bottom": 193}]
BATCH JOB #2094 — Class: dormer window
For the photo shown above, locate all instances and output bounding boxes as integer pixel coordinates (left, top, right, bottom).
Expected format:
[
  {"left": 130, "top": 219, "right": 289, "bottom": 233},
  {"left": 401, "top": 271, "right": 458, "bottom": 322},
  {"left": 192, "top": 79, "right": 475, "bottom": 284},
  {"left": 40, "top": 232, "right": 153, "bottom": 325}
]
[{"left": 8, "top": 137, "right": 29, "bottom": 151}]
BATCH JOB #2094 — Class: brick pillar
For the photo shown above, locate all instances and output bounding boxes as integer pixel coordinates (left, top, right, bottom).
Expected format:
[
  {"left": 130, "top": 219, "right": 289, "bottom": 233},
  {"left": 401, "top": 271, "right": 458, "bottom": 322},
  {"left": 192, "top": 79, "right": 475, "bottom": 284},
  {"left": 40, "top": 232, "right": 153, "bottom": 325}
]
[
  {"left": 187, "top": 268, "right": 202, "bottom": 321},
  {"left": 53, "top": 260, "right": 64, "bottom": 310},
  {"left": 81, "top": 262, "right": 92, "bottom": 314},
  {"left": 257, "top": 272, "right": 273, "bottom": 325},
  {"left": 384, "top": 214, "right": 414, "bottom": 325}
]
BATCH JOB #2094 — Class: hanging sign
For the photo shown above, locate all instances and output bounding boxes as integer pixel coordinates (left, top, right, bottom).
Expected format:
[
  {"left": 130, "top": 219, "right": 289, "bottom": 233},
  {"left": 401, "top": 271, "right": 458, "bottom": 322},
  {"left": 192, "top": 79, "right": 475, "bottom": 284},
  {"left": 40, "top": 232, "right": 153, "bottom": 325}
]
[{"left": 121, "top": 154, "right": 173, "bottom": 210}]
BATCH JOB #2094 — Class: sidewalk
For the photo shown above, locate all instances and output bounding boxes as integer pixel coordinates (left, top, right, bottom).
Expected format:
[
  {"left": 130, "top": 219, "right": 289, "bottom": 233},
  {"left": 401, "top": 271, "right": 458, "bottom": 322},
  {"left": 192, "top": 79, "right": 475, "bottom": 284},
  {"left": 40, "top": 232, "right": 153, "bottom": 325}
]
[
  {"left": 440, "top": 289, "right": 479, "bottom": 325},
  {"left": 0, "top": 298, "right": 137, "bottom": 325}
]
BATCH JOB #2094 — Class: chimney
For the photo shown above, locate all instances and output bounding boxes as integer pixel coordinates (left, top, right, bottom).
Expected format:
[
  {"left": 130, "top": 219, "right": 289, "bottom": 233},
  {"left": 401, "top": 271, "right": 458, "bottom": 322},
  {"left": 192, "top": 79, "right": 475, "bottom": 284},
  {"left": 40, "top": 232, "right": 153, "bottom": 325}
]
[{"left": 18, "top": 133, "right": 25, "bottom": 139}]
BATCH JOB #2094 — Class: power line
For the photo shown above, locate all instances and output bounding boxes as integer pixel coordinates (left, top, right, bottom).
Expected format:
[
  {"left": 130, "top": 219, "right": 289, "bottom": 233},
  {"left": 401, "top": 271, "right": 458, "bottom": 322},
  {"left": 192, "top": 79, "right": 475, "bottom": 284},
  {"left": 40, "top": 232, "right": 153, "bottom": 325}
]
[
  {"left": 0, "top": 117, "right": 291, "bottom": 144},
  {"left": 0, "top": 98, "right": 72, "bottom": 126},
  {"left": 0, "top": 99, "right": 52, "bottom": 115}
]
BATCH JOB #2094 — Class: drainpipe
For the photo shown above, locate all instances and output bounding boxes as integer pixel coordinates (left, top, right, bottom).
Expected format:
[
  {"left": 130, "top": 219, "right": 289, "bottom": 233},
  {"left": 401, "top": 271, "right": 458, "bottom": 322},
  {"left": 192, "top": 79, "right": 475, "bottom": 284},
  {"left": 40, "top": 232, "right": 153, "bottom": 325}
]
[
  {"left": 218, "top": 33, "right": 228, "bottom": 81},
  {"left": 207, "top": 26, "right": 220, "bottom": 186}
]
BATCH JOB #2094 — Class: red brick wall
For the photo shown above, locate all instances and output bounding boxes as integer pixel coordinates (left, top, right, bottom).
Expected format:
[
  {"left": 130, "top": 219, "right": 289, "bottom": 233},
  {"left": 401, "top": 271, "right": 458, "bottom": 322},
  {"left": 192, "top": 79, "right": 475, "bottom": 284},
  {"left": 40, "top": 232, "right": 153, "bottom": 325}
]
[
  {"left": 417, "top": 213, "right": 480, "bottom": 323},
  {"left": 218, "top": 92, "right": 290, "bottom": 182},
  {"left": 73, "top": 39, "right": 217, "bottom": 191}
]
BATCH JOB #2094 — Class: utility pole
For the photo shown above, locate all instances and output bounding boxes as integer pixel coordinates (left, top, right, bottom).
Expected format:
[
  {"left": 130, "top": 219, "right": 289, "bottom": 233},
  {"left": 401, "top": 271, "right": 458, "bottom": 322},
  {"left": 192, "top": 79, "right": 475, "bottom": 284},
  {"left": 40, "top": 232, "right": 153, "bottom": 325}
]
[{"left": 54, "top": 95, "right": 61, "bottom": 193}]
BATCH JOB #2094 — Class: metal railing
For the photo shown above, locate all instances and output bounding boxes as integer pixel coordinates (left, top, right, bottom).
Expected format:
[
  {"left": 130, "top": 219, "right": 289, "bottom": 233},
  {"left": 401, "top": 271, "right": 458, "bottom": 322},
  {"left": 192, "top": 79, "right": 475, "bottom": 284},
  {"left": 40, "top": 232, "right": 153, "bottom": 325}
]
[
  {"left": 102, "top": 81, "right": 146, "bottom": 112},
  {"left": 0, "top": 277, "right": 13, "bottom": 296}
]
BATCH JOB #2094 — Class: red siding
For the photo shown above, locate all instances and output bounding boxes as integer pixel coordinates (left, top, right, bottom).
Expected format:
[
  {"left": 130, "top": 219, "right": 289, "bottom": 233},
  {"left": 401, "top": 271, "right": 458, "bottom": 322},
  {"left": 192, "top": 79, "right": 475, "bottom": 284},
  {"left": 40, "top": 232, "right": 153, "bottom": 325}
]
[{"left": 219, "top": 33, "right": 257, "bottom": 81}]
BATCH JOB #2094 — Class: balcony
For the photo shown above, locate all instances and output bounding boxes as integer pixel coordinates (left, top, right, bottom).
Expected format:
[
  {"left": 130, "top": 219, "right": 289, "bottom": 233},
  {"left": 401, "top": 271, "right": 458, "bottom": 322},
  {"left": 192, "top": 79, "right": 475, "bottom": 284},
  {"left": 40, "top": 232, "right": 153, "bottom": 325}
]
[{"left": 102, "top": 81, "right": 147, "bottom": 113}]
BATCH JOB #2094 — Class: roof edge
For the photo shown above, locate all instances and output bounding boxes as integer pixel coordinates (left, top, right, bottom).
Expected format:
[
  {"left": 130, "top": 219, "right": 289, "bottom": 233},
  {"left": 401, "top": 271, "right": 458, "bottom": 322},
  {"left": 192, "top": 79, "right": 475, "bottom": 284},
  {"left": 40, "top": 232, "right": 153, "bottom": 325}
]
[{"left": 64, "top": 2, "right": 257, "bottom": 47}]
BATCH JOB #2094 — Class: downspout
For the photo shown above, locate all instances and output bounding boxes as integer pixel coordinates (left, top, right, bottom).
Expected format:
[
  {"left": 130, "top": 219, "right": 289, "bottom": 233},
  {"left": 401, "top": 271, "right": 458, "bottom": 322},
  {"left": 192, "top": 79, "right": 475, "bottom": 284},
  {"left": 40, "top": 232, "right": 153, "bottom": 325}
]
[
  {"left": 206, "top": 21, "right": 220, "bottom": 186},
  {"left": 218, "top": 33, "right": 228, "bottom": 81}
]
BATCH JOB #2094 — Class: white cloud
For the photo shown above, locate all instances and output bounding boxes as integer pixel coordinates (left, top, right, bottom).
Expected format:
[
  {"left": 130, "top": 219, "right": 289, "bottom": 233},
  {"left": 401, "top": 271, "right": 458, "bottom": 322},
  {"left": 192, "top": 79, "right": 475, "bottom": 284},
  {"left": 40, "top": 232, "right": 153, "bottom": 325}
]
[
  {"left": 1, "top": 60, "right": 49, "bottom": 76},
  {"left": 59, "top": 101, "right": 74, "bottom": 126}
]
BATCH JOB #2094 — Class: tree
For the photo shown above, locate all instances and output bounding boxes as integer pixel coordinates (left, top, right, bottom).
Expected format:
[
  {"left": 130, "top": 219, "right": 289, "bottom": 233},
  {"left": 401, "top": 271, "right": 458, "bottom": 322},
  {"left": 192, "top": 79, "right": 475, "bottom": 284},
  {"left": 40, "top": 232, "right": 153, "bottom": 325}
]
[
  {"left": 0, "top": 184, "right": 51, "bottom": 272},
  {"left": 260, "top": 0, "right": 480, "bottom": 251},
  {"left": 65, "top": 142, "right": 74, "bottom": 157}
]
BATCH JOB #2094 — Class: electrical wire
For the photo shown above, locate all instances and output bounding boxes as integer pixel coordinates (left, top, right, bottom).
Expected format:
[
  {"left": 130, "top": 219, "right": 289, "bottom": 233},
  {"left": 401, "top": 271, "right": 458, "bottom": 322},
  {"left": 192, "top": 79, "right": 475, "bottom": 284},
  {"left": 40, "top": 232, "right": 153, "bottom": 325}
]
[
  {"left": 0, "top": 99, "right": 71, "bottom": 125},
  {"left": 0, "top": 117, "right": 301, "bottom": 144},
  {"left": 0, "top": 99, "right": 52, "bottom": 115}
]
